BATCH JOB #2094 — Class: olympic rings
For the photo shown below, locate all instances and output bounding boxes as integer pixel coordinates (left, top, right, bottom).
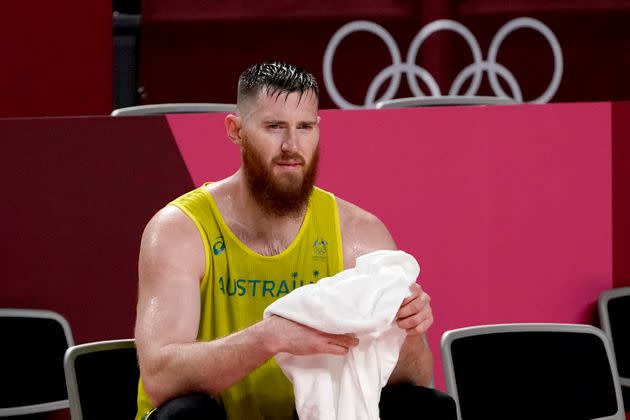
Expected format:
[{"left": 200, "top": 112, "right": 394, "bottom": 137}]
[{"left": 323, "top": 17, "right": 563, "bottom": 108}]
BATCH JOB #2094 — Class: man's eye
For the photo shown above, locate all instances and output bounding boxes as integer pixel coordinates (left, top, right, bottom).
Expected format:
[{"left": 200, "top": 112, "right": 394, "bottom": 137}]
[
  {"left": 268, "top": 124, "right": 281, "bottom": 129},
  {"left": 299, "top": 125, "right": 312, "bottom": 130}
]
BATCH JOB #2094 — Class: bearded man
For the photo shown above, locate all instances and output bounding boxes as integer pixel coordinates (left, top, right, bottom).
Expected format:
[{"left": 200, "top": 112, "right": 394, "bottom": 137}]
[{"left": 134, "top": 62, "right": 441, "bottom": 420}]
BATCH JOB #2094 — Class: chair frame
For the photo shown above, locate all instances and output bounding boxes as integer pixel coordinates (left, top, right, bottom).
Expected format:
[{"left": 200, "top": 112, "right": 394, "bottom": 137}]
[
  {"left": 0, "top": 308, "right": 74, "bottom": 417},
  {"left": 374, "top": 95, "right": 519, "bottom": 109},
  {"left": 441, "top": 323, "right": 625, "bottom": 420},
  {"left": 111, "top": 103, "right": 236, "bottom": 116},
  {"left": 64, "top": 338, "right": 136, "bottom": 420},
  {"left": 599, "top": 287, "right": 630, "bottom": 387}
]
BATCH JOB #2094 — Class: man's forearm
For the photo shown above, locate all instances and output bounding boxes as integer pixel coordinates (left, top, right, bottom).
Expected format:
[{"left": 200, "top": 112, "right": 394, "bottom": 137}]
[
  {"left": 388, "top": 334, "right": 433, "bottom": 386},
  {"left": 141, "top": 318, "right": 275, "bottom": 407}
]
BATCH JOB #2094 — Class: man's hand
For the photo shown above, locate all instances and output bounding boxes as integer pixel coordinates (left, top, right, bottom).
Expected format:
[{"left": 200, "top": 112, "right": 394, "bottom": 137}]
[
  {"left": 396, "top": 283, "right": 433, "bottom": 336},
  {"left": 261, "top": 315, "right": 359, "bottom": 356}
]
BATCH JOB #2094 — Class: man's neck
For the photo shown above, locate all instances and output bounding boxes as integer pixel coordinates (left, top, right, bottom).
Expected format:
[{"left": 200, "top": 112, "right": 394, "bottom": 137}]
[{"left": 208, "top": 173, "right": 307, "bottom": 254}]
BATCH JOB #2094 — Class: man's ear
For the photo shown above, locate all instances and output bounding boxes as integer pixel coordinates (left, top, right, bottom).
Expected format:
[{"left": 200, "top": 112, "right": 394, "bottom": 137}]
[{"left": 225, "top": 114, "right": 242, "bottom": 145}]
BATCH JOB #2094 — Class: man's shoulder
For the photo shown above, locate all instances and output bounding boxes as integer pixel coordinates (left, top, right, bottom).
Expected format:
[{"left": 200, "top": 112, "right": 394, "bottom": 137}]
[
  {"left": 170, "top": 184, "right": 210, "bottom": 206},
  {"left": 139, "top": 204, "right": 207, "bottom": 283},
  {"left": 144, "top": 205, "right": 198, "bottom": 241},
  {"left": 146, "top": 179, "right": 231, "bottom": 246},
  {"left": 335, "top": 196, "right": 383, "bottom": 230},
  {"left": 335, "top": 195, "right": 396, "bottom": 266}
]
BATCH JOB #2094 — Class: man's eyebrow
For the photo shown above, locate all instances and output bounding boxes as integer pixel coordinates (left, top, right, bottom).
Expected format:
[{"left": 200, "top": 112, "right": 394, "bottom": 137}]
[{"left": 261, "top": 119, "right": 318, "bottom": 125}]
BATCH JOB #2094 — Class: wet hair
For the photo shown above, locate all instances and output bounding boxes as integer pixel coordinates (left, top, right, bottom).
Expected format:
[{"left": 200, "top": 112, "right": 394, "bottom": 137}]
[{"left": 237, "top": 61, "right": 319, "bottom": 109}]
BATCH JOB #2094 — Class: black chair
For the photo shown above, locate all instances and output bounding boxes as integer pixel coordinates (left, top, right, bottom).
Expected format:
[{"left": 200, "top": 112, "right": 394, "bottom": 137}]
[
  {"left": 599, "top": 287, "right": 630, "bottom": 408},
  {"left": 0, "top": 308, "right": 74, "bottom": 416},
  {"left": 379, "top": 383, "right": 457, "bottom": 420},
  {"left": 64, "top": 339, "right": 139, "bottom": 420},
  {"left": 441, "top": 323, "right": 625, "bottom": 420}
]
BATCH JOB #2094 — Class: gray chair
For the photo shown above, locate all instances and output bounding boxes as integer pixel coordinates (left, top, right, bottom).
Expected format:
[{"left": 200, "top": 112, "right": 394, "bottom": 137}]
[
  {"left": 441, "top": 323, "right": 625, "bottom": 420},
  {"left": 599, "top": 287, "right": 630, "bottom": 407},
  {"left": 374, "top": 95, "right": 519, "bottom": 109},
  {"left": 64, "top": 339, "right": 139, "bottom": 420},
  {"left": 111, "top": 103, "right": 237, "bottom": 116},
  {"left": 0, "top": 308, "right": 74, "bottom": 416}
]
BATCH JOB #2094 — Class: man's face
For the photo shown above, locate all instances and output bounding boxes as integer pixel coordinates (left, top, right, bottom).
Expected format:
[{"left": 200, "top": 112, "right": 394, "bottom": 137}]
[{"left": 239, "top": 89, "right": 320, "bottom": 216}]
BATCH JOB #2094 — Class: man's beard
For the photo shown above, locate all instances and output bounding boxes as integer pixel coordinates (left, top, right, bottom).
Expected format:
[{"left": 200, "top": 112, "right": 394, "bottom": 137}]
[{"left": 241, "top": 138, "right": 319, "bottom": 217}]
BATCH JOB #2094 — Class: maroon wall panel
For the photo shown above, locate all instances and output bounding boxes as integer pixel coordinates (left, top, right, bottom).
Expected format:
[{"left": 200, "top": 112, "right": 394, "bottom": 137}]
[
  {"left": 137, "top": 17, "right": 423, "bottom": 109},
  {"left": 456, "top": 11, "right": 630, "bottom": 103},
  {"left": 137, "top": 1, "right": 630, "bottom": 109},
  {"left": 0, "top": 117, "right": 194, "bottom": 343},
  {"left": 0, "top": 1, "right": 111, "bottom": 117}
]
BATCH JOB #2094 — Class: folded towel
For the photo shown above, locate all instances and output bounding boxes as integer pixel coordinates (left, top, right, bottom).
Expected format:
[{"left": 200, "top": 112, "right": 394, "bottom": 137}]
[{"left": 263, "top": 250, "right": 420, "bottom": 420}]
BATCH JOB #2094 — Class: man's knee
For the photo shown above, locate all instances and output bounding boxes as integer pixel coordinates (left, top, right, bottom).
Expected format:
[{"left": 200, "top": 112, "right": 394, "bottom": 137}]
[{"left": 150, "top": 393, "right": 226, "bottom": 420}]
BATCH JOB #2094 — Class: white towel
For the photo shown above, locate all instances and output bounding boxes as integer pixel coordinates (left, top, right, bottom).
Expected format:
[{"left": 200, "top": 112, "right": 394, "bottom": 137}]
[{"left": 263, "top": 250, "right": 420, "bottom": 420}]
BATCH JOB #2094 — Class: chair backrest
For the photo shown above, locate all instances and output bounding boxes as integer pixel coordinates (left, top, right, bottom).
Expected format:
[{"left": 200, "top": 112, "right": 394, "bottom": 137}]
[
  {"left": 599, "top": 287, "right": 630, "bottom": 388},
  {"left": 441, "top": 323, "right": 625, "bottom": 420},
  {"left": 0, "top": 308, "right": 74, "bottom": 417},
  {"left": 111, "top": 103, "right": 237, "bottom": 116},
  {"left": 64, "top": 339, "right": 139, "bottom": 420},
  {"left": 374, "top": 95, "right": 519, "bottom": 109}
]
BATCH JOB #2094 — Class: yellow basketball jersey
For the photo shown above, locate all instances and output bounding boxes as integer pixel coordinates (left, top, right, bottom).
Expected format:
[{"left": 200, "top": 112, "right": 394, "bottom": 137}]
[{"left": 137, "top": 183, "right": 343, "bottom": 419}]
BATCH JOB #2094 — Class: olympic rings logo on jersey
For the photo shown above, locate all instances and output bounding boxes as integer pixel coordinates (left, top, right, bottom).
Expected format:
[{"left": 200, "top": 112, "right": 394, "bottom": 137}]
[{"left": 323, "top": 17, "right": 563, "bottom": 109}]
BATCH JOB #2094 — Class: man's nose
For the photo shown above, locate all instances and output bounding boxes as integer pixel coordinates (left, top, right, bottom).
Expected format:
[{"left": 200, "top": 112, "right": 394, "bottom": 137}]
[{"left": 281, "top": 129, "right": 298, "bottom": 153}]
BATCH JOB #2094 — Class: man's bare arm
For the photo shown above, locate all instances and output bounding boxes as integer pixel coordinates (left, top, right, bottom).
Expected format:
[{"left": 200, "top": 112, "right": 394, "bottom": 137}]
[
  {"left": 135, "top": 206, "right": 358, "bottom": 407},
  {"left": 390, "top": 278, "right": 434, "bottom": 386},
  {"left": 388, "top": 320, "right": 434, "bottom": 386},
  {"left": 337, "top": 198, "right": 434, "bottom": 387}
]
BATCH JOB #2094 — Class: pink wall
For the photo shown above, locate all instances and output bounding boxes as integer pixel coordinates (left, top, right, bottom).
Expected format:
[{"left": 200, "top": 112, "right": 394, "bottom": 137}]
[
  {"left": 167, "top": 102, "right": 614, "bottom": 389},
  {"left": 613, "top": 102, "right": 630, "bottom": 288}
]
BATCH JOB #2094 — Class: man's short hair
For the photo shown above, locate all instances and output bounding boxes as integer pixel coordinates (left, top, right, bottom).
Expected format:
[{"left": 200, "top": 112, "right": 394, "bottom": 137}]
[{"left": 237, "top": 61, "right": 319, "bottom": 108}]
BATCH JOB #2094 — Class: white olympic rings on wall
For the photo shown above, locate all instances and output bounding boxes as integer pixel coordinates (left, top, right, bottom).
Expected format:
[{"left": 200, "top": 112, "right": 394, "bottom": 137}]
[{"left": 323, "top": 17, "right": 563, "bottom": 109}]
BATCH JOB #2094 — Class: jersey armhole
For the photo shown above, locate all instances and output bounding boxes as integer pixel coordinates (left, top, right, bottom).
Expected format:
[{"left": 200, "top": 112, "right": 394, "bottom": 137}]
[
  {"left": 167, "top": 202, "right": 211, "bottom": 286},
  {"left": 330, "top": 194, "right": 344, "bottom": 272}
]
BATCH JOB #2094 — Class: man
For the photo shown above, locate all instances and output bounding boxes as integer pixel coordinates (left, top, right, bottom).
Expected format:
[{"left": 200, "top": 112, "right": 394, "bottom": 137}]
[{"left": 135, "top": 61, "right": 434, "bottom": 419}]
